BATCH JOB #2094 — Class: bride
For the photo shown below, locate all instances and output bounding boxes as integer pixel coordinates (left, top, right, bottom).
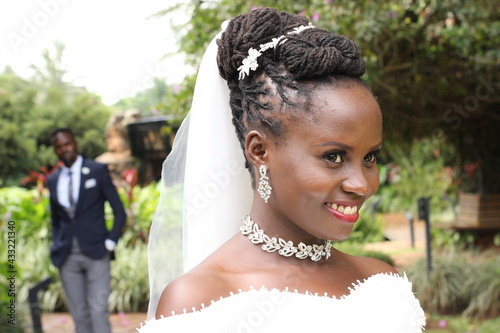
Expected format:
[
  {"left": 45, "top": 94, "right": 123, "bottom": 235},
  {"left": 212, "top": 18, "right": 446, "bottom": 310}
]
[{"left": 140, "top": 7, "right": 425, "bottom": 332}]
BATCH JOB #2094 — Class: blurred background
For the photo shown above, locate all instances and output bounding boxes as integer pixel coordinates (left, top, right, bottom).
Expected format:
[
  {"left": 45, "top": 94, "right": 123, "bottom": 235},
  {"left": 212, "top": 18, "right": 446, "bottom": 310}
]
[{"left": 1, "top": 1, "right": 499, "bottom": 332}]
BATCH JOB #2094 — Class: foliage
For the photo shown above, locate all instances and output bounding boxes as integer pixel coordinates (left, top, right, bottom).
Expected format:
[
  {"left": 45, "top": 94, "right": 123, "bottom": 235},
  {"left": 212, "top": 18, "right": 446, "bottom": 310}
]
[
  {"left": 0, "top": 185, "right": 153, "bottom": 314},
  {"left": 114, "top": 76, "right": 196, "bottom": 122},
  {"left": 0, "top": 42, "right": 113, "bottom": 186},
  {"left": 431, "top": 228, "right": 477, "bottom": 248},
  {"left": 335, "top": 242, "right": 395, "bottom": 267},
  {"left": 0, "top": 298, "right": 27, "bottom": 333},
  {"left": 154, "top": 0, "right": 500, "bottom": 193},
  {"left": 109, "top": 232, "right": 149, "bottom": 312},
  {"left": 406, "top": 246, "right": 500, "bottom": 319},
  {"left": 376, "top": 134, "right": 457, "bottom": 215},
  {"left": 110, "top": 181, "right": 161, "bottom": 245},
  {"left": 427, "top": 314, "right": 500, "bottom": 333},
  {"left": 344, "top": 206, "right": 386, "bottom": 244}
]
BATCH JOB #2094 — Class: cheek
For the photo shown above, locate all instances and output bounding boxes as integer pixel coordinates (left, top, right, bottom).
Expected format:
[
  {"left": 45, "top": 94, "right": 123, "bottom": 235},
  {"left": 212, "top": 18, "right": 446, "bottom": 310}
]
[
  {"left": 275, "top": 165, "right": 334, "bottom": 203},
  {"left": 270, "top": 158, "right": 314, "bottom": 199},
  {"left": 367, "top": 168, "right": 380, "bottom": 194}
]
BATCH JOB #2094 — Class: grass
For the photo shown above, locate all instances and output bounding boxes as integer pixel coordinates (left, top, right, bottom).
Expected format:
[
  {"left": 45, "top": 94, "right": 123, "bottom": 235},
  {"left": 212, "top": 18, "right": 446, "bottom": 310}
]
[
  {"left": 406, "top": 246, "right": 499, "bottom": 319},
  {"left": 426, "top": 314, "right": 500, "bottom": 333},
  {"left": 402, "top": 245, "right": 500, "bottom": 333}
]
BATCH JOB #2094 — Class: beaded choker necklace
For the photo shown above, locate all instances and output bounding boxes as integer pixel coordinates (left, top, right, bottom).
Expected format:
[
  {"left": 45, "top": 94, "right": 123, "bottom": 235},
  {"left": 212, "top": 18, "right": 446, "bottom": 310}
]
[{"left": 240, "top": 215, "right": 332, "bottom": 262}]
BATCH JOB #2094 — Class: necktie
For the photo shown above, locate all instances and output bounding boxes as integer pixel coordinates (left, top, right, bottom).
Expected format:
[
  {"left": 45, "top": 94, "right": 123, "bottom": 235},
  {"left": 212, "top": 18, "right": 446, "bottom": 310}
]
[{"left": 68, "top": 170, "right": 74, "bottom": 207}]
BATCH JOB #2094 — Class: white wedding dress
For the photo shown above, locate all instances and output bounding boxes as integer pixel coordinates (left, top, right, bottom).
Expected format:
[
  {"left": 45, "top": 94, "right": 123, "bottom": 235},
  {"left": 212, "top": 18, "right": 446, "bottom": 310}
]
[{"left": 138, "top": 273, "right": 425, "bottom": 332}]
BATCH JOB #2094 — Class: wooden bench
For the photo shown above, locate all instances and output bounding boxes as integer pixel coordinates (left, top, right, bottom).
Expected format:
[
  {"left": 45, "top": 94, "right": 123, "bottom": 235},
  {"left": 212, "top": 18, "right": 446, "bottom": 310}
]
[{"left": 438, "top": 193, "right": 500, "bottom": 247}]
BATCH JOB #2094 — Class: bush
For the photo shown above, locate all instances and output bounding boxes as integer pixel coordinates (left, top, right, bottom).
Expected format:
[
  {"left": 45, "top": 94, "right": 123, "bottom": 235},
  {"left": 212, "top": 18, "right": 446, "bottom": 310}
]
[
  {"left": 406, "top": 246, "right": 500, "bottom": 319},
  {"left": 109, "top": 232, "right": 149, "bottom": 312},
  {"left": 0, "top": 185, "right": 153, "bottom": 315},
  {"left": 376, "top": 135, "right": 457, "bottom": 216}
]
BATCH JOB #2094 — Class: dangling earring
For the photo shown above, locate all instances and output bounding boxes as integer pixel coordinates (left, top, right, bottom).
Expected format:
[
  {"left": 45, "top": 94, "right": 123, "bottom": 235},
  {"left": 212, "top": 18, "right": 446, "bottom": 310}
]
[{"left": 258, "top": 165, "right": 272, "bottom": 203}]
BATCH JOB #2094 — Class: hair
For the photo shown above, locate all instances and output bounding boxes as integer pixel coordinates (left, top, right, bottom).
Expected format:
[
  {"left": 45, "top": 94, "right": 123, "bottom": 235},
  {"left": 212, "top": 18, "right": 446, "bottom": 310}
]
[
  {"left": 216, "top": 8, "right": 368, "bottom": 173},
  {"left": 50, "top": 127, "right": 75, "bottom": 145}
]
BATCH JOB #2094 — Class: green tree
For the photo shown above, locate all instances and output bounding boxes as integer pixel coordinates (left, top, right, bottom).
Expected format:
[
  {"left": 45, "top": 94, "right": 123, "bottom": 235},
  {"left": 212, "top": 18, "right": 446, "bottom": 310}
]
[
  {"left": 155, "top": 0, "right": 499, "bottom": 192},
  {"left": 0, "top": 68, "right": 38, "bottom": 186},
  {"left": 114, "top": 76, "right": 195, "bottom": 121},
  {"left": 0, "top": 43, "right": 113, "bottom": 186}
]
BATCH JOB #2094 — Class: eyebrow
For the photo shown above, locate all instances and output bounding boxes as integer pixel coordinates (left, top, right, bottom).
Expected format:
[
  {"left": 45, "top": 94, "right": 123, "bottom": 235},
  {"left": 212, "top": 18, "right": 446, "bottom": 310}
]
[{"left": 317, "top": 141, "right": 383, "bottom": 151}]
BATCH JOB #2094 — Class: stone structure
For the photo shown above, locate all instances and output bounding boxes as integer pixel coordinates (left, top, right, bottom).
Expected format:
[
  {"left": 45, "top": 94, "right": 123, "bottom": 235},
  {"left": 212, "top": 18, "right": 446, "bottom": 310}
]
[{"left": 96, "top": 109, "right": 141, "bottom": 178}]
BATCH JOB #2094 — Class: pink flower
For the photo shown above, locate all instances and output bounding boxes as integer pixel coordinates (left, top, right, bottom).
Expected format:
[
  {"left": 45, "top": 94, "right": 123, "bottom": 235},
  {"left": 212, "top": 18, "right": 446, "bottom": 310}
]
[
  {"left": 119, "top": 311, "right": 130, "bottom": 326},
  {"left": 438, "top": 320, "right": 447, "bottom": 328},
  {"left": 312, "top": 12, "right": 320, "bottom": 21}
]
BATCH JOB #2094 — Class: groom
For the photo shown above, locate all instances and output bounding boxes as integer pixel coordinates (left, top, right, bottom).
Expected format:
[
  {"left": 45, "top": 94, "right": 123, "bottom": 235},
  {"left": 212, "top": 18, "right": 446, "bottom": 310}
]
[{"left": 47, "top": 128, "right": 126, "bottom": 333}]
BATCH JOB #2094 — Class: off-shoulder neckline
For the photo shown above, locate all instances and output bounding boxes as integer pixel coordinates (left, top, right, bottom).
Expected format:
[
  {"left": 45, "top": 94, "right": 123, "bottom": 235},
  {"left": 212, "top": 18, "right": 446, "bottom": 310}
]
[{"left": 142, "top": 272, "right": 408, "bottom": 324}]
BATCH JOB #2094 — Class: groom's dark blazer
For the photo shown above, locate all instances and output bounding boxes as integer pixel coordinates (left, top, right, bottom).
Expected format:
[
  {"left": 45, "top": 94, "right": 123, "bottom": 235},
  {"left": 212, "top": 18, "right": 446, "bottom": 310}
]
[{"left": 47, "top": 158, "right": 126, "bottom": 267}]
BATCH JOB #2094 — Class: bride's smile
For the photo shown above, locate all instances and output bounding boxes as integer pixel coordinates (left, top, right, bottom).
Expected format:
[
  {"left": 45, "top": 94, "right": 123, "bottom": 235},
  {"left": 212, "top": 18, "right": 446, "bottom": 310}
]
[{"left": 249, "top": 83, "right": 382, "bottom": 243}]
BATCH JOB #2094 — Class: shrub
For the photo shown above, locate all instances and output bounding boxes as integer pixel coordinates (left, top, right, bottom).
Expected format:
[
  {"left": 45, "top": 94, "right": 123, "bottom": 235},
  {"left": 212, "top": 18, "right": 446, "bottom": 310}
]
[
  {"left": 0, "top": 185, "right": 152, "bottom": 315},
  {"left": 109, "top": 232, "right": 149, "bottom": 312},
  {"left": 406, "top": 246, "right": 499, "bottom": 319},
  {"left": 376, "top": 135, "right": 457, "bottom": 216}
]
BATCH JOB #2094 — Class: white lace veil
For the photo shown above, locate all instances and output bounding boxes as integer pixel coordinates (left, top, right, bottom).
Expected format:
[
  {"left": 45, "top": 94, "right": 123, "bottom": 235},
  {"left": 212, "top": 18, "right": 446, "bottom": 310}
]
[{"left": 146, "top": 24, "right": 253, "bottom": 318}]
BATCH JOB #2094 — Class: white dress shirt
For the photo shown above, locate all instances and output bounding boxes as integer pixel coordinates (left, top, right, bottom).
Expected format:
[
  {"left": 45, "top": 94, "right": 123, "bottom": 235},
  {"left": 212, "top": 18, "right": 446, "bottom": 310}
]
[{"left": 57, "top": 155, "right": 83, "bottom": 208}]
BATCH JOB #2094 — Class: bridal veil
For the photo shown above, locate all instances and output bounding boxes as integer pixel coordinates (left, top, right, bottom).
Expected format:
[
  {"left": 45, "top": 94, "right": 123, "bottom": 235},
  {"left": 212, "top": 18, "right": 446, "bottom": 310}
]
[{"left": 146, "top": 24, "right": 253, "bottom": 318}]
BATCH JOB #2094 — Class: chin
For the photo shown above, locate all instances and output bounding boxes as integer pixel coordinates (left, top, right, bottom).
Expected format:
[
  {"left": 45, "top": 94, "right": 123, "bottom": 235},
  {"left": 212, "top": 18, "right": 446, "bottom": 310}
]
[
  {"left": 330, "top": 234, "right": 351, "bottom": 242},
  {"left": 324, "top": 227, "right": 353, "bottom": 242}
]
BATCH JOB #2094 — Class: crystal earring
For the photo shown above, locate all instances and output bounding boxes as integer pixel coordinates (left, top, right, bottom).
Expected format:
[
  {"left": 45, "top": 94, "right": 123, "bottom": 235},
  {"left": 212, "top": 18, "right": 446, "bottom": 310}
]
[{"left": 258, "top": 165, "right": 272, "bottom": 203}]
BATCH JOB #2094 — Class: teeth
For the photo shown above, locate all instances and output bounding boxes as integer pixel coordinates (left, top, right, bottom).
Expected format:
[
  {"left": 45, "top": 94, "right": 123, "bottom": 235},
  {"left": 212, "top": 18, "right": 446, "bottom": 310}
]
[{"left": 326, "top": 203, "right": 358, "bottom": 215}]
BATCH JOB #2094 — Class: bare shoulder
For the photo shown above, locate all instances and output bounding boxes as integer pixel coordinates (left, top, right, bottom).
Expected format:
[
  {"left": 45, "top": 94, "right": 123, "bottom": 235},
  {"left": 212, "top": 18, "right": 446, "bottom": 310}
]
[
  {"left": 338, "top": 250, "right": 399, "bottom": 276},
  {"left": 359, "top": 255, "right": 399, "bottom": 275},
  {"left": 155, "top": 267, "right": 231, "bottom": 318}
]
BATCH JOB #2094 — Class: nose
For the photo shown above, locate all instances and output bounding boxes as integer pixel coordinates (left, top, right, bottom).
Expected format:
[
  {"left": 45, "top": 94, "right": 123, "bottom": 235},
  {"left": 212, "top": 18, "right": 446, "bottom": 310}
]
[{"left": 340, "top": 166, "right": 370, "bottom": 196}]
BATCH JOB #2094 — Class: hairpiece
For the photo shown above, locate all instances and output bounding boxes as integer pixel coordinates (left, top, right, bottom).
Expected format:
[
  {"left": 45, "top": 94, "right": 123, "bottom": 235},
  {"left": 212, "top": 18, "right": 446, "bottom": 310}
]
[{"left": 237, "top": 23, "right": 315, "bottom": 80}]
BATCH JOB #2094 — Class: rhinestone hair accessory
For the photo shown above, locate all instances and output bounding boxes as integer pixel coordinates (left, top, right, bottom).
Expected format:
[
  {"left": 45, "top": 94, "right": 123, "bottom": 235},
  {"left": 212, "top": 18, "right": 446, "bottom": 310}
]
[
  {"left": 240, "top": 215, "right": 332, "bottom": 261},
  {"left": 237, "top": 23, "right": 316, "bottom": 80}
]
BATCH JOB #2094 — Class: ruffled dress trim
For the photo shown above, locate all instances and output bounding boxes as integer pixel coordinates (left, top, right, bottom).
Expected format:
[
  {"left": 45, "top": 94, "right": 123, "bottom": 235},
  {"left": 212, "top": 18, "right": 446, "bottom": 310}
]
[{"left": 138, "top": 272, "right": 426, "bottom": 333}]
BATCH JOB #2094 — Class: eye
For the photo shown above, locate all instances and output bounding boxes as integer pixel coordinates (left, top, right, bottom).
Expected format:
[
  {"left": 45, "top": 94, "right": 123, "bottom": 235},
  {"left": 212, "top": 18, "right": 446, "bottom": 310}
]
[
  {"left": 324, "top": 151, "right": 345, "bottom": 163},
  {"left": 363, "top": 149, "right": 381, "bottom": 163}
]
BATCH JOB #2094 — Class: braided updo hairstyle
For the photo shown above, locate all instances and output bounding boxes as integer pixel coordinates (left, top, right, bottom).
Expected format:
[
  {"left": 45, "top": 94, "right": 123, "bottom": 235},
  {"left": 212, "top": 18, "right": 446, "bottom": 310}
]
[{"left": 217, "top": 8, "right": 367, "bottom": 172}]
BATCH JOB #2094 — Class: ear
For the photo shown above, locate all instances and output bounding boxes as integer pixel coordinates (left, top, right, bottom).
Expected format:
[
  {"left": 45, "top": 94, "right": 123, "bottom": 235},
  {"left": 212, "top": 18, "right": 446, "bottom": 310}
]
[{"left": 244, "top": 130, "right": 268, "bottom": 169}]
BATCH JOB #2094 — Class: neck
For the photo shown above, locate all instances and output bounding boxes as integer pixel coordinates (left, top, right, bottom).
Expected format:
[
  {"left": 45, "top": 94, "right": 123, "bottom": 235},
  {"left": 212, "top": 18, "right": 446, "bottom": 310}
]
[
  {"left": 63, "top": 155, "right": 80, "bottom": 168},
  {"left": 240, "top": 215, "right": 332, "bottom": 262},
  {"left": 249, "top": 204, "right": 324, "bottom": 245}
]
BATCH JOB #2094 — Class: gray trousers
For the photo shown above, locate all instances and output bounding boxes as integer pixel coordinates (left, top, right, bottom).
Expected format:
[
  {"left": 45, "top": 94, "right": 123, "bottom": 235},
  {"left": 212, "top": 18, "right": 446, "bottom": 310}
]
[{"left": 59, "top": 249, "right": 111, "bottom": 333}]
